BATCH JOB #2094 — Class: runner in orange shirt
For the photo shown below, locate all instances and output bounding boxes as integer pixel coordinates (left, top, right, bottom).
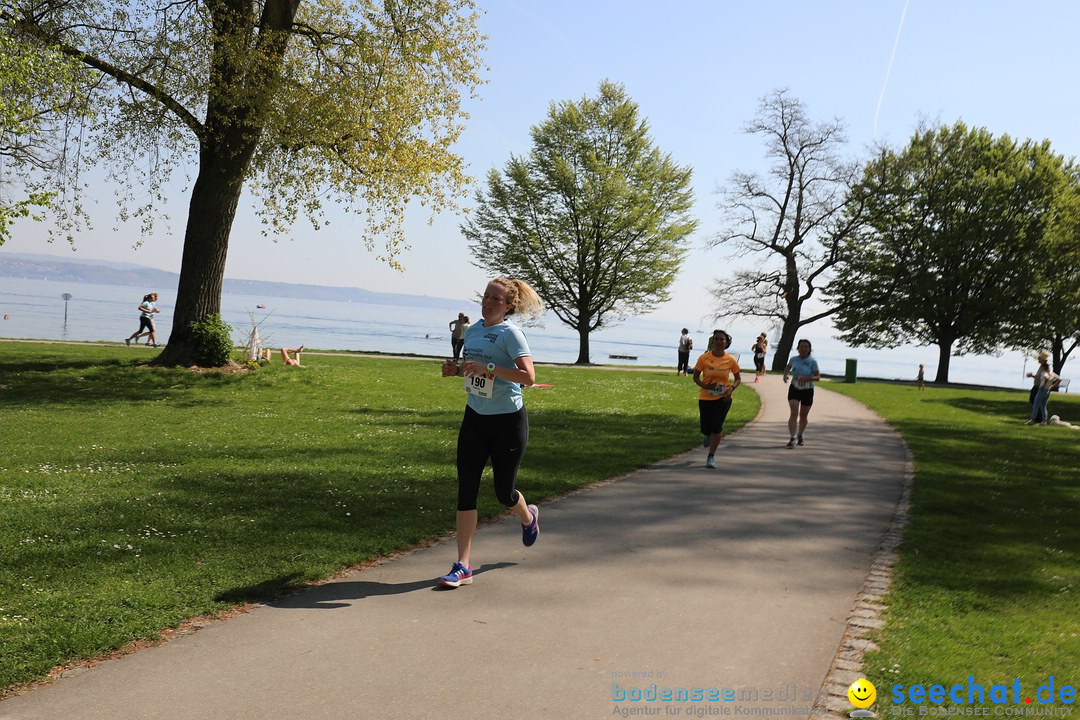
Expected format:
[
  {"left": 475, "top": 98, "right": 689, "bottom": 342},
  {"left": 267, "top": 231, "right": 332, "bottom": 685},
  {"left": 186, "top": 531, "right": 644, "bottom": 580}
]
[{"left": 692, "top": 330, "right": 742, "bottom": 469}]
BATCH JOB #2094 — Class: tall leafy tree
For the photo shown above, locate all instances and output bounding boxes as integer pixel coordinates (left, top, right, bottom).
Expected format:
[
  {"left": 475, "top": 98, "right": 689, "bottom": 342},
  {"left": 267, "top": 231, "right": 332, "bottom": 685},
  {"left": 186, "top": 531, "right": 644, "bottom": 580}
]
[
  {"left": 1, "top": 0, "right": 484, "bottom": 365},
  {"left": 708, "top": 89, "right": 864, "bottom": 371},
  {"left": 1003, "top": 169, "right": 1080, "bottom": 375},
  {"left": 0, "top": 28, "right": 84, "bottom": 243},
  {"left": 827, "top": 122, "right": 1068, "bottom": 383},
  {"left": 462, "top": 80, "right": 697, "bottom": 364}
]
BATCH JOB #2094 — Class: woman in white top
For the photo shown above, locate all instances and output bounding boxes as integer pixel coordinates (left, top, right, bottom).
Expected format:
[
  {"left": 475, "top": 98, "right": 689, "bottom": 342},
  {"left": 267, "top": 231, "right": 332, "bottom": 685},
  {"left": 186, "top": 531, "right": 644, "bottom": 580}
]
[{"left": 125, "top": 292, "right": 161, "bottom": 347}]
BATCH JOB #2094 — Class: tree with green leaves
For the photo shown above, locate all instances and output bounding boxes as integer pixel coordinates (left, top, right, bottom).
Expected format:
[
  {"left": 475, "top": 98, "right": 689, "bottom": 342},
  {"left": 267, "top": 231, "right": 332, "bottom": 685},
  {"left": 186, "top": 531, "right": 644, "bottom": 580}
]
[
  {"left": 708, "top": 89, "right": 865, "bottom": 372},
  {"left": 827, "top": 122, "right": 1069, "bottom": 383},
  {"left": 1002, "top": 169, "right": 1080, "bottom": 375},
  {"left": 0, "top": 28, "right": 83, "bottom": 243},
  {"left": 461, "top": 80, "right": 697, "bottom": 364},
  {"left": 1, "top": 0, "right": 484, "bottom": 366}
]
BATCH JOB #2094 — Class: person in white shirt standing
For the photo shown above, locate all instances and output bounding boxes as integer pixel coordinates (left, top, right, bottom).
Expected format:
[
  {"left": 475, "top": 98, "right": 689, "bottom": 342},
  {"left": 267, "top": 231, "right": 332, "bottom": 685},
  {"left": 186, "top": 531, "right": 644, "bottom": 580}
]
[{"left": 677, "top": 328, "right": 693, "bottom": 375}]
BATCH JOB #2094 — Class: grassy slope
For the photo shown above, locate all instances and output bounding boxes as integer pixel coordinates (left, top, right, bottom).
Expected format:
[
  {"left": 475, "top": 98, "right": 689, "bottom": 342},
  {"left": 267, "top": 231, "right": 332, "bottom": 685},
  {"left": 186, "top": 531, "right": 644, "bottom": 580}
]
[{"left": 826, "top": 381, "right": 1080, "bottom": 699}]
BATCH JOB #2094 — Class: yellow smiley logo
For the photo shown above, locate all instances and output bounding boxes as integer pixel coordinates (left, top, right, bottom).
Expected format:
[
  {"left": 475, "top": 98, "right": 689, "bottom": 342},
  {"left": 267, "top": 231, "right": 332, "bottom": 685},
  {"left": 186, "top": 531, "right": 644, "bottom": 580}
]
[{"left": 848, "top": 678, "right": 876, "bottom": 708}]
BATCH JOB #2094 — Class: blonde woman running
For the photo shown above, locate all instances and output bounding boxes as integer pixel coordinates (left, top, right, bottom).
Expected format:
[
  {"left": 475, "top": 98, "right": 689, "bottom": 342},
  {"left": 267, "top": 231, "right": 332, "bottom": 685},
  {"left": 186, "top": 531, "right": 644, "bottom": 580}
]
[{"left": 437, "top": 278, "right": 544, "bottom": 588}]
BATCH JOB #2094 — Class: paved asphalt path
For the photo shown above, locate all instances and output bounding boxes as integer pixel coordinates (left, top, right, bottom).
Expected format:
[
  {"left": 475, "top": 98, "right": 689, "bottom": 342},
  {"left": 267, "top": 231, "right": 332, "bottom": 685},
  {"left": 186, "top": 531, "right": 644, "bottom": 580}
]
[{"left": 0, "top": 374, "right": 908, "bottom": 720}]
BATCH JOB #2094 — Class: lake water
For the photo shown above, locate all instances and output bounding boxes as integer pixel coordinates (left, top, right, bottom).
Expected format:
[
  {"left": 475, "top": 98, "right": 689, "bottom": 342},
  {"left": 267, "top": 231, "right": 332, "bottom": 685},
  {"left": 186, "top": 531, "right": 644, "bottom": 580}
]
[{"left": 0, "top": 276, "right": 1037, "bottom": 390}]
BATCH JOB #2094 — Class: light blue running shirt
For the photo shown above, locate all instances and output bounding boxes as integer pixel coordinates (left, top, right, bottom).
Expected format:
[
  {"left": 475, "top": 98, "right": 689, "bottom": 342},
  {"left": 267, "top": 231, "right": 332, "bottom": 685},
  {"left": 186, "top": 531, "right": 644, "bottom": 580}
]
[
  {"left": 462, "top": 319, "right": 532, "bottom": 415},
  {"left": 788, "top": 355, "right": 820, "bottom": 389}
]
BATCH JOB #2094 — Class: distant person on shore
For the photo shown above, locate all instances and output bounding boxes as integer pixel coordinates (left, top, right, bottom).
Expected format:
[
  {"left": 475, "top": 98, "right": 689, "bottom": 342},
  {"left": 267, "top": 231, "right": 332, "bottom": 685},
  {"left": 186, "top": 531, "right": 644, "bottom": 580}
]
[
  {"left": 693, "top": 330, "right": 742, "bottom": 469},
  {"left": 752, "top": 333, "right": 768, "bottom": 381},
  {"left": 437, "top": 277, "right": 544, "bottom": 589},
  {"left": 677, "top": 328, "right": 693, "bottom": 375},
  {"left": 449, "top": 312, "right": 469, "bottom": 361},
  {"left": 783, "top": 338, "right": 821, "bottom": 448},
  {"left": 1026, "top": 351, "right": 1058, "bottom": 425},
  {"left": 125, "top": 292, "right": 160, "bottom": 347},
  {"left": 916, "top": 364, "right": 925, "bottom": 390},
  {"left": 280, "top": 345, "right": 304, "bottom": 366}
]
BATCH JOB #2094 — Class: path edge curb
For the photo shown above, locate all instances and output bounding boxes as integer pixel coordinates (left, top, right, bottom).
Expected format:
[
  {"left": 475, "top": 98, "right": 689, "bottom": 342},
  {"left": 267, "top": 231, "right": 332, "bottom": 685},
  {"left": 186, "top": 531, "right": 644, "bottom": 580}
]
[{"left": 812, "top": 424, "right": 914, "bottom": 719}]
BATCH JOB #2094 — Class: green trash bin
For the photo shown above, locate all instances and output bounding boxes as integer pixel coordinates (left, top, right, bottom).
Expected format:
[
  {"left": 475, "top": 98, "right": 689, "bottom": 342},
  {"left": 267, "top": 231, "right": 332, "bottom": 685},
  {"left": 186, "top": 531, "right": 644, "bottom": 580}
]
[{"left": 845, "top": 358, "right": 858, "bottom": 383}]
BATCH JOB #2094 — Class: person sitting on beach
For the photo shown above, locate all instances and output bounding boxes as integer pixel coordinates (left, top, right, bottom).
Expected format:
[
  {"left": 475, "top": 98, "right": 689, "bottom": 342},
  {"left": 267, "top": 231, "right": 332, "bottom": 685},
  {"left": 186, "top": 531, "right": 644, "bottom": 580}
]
[{"left": 280, "top": 345, "right": 304, "bottom": 366}]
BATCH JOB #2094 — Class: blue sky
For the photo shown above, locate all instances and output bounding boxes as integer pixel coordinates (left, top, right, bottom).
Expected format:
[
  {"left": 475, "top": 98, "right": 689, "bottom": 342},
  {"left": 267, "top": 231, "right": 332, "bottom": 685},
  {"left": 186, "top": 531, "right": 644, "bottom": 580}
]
[{"left": 6, "top": 0, "right": 1080, "bottom": 329}]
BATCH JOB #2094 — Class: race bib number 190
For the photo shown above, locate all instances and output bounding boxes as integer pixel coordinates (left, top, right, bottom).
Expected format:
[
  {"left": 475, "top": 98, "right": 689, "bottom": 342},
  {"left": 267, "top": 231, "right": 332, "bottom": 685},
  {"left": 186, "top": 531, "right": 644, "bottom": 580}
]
[{"left": 465, "top": 364, "right": 496, "bottom": 399}]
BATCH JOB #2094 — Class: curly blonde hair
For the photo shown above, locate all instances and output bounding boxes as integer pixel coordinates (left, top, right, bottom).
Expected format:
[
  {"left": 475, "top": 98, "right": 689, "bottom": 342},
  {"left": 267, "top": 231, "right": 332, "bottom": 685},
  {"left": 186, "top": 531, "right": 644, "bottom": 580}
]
[{"left": 491, "top": 277, "right": 544, "bottom": 319}]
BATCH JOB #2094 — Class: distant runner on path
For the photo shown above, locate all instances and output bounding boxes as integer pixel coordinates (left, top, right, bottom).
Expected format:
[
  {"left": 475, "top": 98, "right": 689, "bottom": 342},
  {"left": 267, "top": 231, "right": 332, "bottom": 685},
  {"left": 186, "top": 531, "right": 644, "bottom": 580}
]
[
  {"left": 437, "top": 277, "right": 544, "bottom": 588},
  {"left": 783, "top": 338, "right": 821, "bottom": 448}
]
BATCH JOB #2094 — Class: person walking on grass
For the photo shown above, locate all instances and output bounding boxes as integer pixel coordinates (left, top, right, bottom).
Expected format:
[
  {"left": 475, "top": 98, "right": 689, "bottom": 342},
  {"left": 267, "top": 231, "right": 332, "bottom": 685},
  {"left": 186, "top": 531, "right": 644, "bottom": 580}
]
[
  {"left": 693, "top": 330, "right": 742, "bottom": 469},
  {"left": 125, "top": 292, "right": 160, "bottom": 347},
  {"left": 916, "top": 363, "right": 925, "bottom": 390},
  {"left": 783, "top": 338, "right": 821, "bottom": 448},
  {"left": 1026, "top": 351, "right": 1058, "bottom": 425},
  {"left": 437, "top": 277, "right": 544, "bottom": 588}
]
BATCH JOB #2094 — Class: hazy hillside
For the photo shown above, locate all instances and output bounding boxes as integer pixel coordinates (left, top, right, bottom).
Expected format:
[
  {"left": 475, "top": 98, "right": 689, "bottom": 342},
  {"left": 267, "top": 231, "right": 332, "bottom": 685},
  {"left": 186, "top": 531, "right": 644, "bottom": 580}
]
[{"left": 0, "top": 252, "right": 466, "bottom": 309}]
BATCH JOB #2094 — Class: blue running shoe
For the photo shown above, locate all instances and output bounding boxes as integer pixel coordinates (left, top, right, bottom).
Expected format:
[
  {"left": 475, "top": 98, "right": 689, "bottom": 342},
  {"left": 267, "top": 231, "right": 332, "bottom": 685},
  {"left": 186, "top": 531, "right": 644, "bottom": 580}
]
[
  {"left": 522, "top": 504, "right": 539, "bottom": 547},
  {"left": 702, "top": 434, "right": 709, "bottom": 447},
  {"left": 706, "top": 455, "right": 716, "bottom": 469},
  {"left": 438, "top": 562, "right": 473, "bottom": 588}
]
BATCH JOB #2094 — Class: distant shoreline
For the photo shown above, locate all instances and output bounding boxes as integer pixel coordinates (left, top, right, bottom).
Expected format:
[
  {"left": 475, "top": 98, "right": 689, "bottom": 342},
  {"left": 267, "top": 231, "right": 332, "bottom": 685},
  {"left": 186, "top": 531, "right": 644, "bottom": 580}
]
[{"left": 0, "top": 337, "right": 1033, "bottom": 392}]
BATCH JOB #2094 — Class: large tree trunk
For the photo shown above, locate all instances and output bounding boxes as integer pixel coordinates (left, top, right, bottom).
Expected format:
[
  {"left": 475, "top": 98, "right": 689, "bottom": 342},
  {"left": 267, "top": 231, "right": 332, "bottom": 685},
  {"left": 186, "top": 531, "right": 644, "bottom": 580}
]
[
  {"left": 934, "top": 341, "right": 953, "bottom": 384},
  {"left": 770, "top": 315, "right": 799, "bottom": 372},
  {"left": 575, "top": 325, "right": 591, "bottom": 364},
  {"left": 770, "top": 254, "right": 802, "bottom": 372},
  {"left": 149, "top": 0, "right": 299, "bottom": 367},
  {"left": 151, "top": 147, "right": 250, "bottom": 366},
  {"left": 1051, "top": 334, "right": 1077, "bottom": 375}
]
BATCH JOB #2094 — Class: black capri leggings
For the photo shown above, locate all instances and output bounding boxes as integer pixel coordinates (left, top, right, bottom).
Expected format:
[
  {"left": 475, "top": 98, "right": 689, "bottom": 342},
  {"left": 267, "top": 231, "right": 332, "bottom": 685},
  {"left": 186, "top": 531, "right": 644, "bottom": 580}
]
[
  {"left": 456, "top": 405, "right": 529, "bottom": 511},
  {"left": 699, "top": 397, "right": 732, "bottom": 436}
]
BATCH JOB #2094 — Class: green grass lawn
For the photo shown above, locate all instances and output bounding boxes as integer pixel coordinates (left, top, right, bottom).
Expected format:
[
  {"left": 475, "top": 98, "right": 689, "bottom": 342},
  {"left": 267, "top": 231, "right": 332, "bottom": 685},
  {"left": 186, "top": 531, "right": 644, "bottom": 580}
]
[
  {"left": 0, "top": 341, "right": 758, "bottom": 692},
  {"left": 826, "top": 381, "right": 1080, "bottom": 703}
]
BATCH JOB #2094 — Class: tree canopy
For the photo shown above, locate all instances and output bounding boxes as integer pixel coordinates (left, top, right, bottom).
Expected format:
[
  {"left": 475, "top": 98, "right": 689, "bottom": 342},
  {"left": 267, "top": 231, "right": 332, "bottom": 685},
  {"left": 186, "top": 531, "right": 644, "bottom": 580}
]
[
  {"left": 461, "top": 80, "right": 697, "bottom": 364},
  {"left": 1, "top": 0, "right": 485, "bottom": 365},
  {"left": 1001, "top": 167, "right": 1080, "bottom": 375},
  {"left": 0, "top": 27, "right": 83, "bottom": 243},
  {"left": 827, "top": 122, "right": 1069, "bottom": 383},
  {"left": 708, "top": 89, "right": 863, "bottom": 371}
]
